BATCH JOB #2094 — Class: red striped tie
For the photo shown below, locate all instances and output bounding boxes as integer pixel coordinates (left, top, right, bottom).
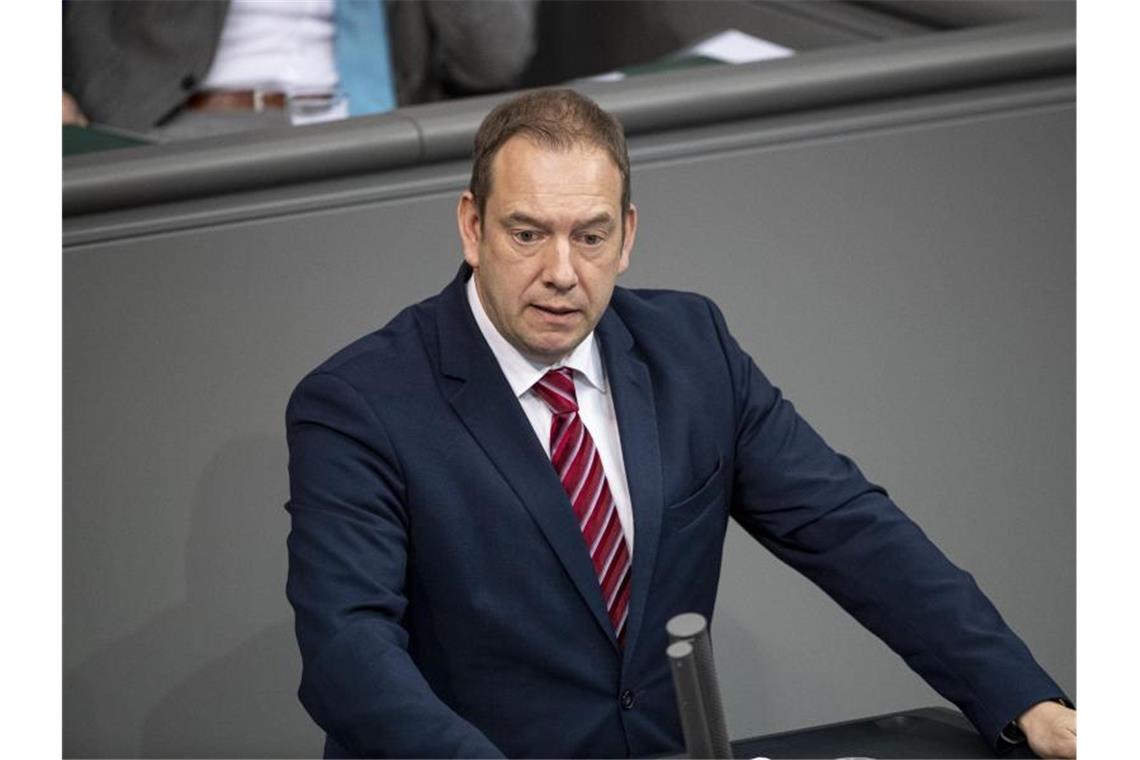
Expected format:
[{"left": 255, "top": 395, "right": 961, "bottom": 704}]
[{"left": 533, "top": 368, "right": 632, "bottom": 645}]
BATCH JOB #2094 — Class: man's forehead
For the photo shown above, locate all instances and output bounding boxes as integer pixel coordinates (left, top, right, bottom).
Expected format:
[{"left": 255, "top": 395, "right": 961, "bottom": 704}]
[
  {"left": 491, "top": 136, "right": 619, "bottom": 178},
  {"left": 488, "top": 137, "right": 622, "bottom": 205}
]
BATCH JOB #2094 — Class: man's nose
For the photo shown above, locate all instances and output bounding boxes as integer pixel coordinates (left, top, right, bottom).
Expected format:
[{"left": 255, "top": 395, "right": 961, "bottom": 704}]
[{"left": 542, "top": 236, "right": 578, "bottom": 290}]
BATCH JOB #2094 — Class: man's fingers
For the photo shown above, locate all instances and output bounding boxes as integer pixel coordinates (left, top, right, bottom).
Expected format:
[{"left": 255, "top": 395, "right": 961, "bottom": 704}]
[
  {"left": 62, "top": 90, "right": 88, "bottom": 126},
  {"left": 1030, "top": 724, "right": 1075, "bottom": 758},
  {"left": 1020, "top": 702, "right": 1076, "bottom": 759},
  {"left": 1053, "top": 730, "right": 1077, "bottom": 758}
]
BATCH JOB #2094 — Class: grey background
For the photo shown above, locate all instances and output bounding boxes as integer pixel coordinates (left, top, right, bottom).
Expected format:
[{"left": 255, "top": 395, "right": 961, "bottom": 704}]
[{"left": 63, "top": 40, "right": 1075, "bottom": 760}]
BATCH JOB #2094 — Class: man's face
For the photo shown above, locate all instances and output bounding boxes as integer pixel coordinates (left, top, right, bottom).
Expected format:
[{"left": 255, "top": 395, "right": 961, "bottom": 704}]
[{"left": 457, "top": 135, "right": 637, "bottom": 365}]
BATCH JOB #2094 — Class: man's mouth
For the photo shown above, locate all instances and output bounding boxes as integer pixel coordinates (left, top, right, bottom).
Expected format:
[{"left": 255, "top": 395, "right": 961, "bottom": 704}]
[{"left": 533, "top": 305, "right": 578, "bottom": 315}]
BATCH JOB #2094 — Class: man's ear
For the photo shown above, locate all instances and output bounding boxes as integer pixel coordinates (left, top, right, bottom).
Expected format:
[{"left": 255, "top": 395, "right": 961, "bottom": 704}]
[
  {"left": 457, "top": 191, "right": 482, "bottom": 268},
  {"left": 618, "top": 203, "right": 638, "bottom": 275}
]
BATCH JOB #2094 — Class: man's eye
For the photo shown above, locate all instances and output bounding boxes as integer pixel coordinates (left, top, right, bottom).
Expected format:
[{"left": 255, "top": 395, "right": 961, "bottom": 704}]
[
  {"left": 580, "top": 234, "right": 604, "bottom": 246},
  {"left": 514, "top": 230, "right": 539, "bottom": 244}
]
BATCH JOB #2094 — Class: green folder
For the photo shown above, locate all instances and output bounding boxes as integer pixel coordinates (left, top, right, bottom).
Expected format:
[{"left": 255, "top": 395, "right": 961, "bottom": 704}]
[{"left": 63, "top": 123, "right": 153, "bottom": 156}]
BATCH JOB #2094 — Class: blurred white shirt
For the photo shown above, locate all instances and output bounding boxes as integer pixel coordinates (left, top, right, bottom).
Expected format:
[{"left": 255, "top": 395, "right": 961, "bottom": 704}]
[{"left": 201, "top": 0, "right": 339, "bottom": 95}]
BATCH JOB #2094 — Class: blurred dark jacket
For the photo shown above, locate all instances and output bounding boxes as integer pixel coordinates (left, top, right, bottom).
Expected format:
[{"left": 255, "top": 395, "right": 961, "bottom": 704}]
[{"left": 63, "top": 0, "right": 537, "bottom": 131}]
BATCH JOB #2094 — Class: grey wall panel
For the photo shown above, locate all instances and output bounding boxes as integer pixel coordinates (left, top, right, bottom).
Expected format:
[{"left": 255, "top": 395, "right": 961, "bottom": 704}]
[
  {"left": 63, "top": 89, "right": 1074, "bottom": 755},
  {"left": 64, "top": 195, "right": 463, "bottom": 757}
]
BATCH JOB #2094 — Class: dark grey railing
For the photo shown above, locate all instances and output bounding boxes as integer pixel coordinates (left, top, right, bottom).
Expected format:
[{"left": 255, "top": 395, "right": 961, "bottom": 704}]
[{"left": 62, "top": 21, "right": 1073, "bottom": 218}]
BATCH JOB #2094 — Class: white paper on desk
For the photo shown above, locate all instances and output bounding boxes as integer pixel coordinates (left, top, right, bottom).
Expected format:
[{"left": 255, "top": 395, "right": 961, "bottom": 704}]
[
  {"left": 687, "top": 29, "right": 794, "bottom": 64},
  {"left": 584, "top": 28, "right": 793, "bottom": 82}
]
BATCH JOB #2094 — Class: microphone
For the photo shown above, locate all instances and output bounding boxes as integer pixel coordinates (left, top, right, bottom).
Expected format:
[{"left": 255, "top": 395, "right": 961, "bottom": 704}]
[{"left": 667, "top": 612, "right": 733, "bottom": 758}]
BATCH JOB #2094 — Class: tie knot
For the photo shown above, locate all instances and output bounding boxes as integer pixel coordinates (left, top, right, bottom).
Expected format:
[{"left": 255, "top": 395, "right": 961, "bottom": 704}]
[{"left": 533, "top": 368, "right": 578, "bottom": 415}]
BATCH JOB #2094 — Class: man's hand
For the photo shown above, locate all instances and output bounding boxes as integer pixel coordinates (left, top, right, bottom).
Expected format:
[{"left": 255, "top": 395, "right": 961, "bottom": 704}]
[
  {"left": 63, "top": 90, "right": 88, "bottom": 126},
  {"left": 1018, "top": 700, "right": 1076, "bottom": 758}
]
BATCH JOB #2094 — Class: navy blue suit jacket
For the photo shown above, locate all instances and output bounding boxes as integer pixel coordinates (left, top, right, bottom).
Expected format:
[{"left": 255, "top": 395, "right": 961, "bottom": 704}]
[{"left": 286, "top": 263, "right": 1064, "bottom": 758}]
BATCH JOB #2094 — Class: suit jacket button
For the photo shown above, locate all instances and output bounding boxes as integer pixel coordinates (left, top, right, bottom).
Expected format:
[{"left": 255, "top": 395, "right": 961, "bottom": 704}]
[
  {"left": 181, "top": 74, "right": 197, "bottom": 91},
  {"left": 620, "top": 689, "right": 635, "bottom": 710}
]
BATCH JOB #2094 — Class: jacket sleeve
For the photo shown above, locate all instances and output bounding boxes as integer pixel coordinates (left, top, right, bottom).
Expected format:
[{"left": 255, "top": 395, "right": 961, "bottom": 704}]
[
  {"left": 62, "top": 0, "right": 226, "bottom": 132},
  {"left": 286, "top": 371, "right": 504, "bottom": 758},
  {"left": 424, "top": 0, "right": 538, "bottom": 92},
  {"left": 704, "top": 298, "right": 1069, "bottom": 751}
]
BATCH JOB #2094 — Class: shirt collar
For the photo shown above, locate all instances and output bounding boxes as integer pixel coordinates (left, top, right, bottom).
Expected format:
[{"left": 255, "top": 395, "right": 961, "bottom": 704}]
[{"left": 466, "top": 273, "right": 607, "bottom": 399}]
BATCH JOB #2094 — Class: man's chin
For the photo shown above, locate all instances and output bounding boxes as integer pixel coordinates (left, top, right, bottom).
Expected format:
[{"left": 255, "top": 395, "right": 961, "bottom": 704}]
[{"left": 520, "top": 335, "right": 584, "bottom": 366}]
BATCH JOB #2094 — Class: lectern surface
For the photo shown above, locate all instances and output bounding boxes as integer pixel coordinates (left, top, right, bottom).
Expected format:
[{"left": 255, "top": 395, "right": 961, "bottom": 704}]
[{"left": 728, "top": 707, "right": 1036, "bottom": 759}]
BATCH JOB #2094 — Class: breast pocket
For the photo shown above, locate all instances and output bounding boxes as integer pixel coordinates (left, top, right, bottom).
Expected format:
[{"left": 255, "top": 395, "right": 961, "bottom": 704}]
[{"left": 665, "top": 456, "right": 725, "bottom": 532}]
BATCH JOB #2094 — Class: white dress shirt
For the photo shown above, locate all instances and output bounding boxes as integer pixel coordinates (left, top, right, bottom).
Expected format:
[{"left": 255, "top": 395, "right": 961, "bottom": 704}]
[
  {"left": 466, "top": 276, "right": 635, "bottom": 550},
  {"left": 201, "top": 0, "right": 339, "bottom": 94}
]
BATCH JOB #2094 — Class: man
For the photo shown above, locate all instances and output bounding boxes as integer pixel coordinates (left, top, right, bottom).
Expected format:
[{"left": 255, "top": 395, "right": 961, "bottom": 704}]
[{"left": 286, "top": 88, "right": 1075, "bottom": 758}]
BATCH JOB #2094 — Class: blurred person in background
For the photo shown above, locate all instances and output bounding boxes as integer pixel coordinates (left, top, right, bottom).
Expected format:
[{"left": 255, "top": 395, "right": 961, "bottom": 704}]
[{"left": 62, "top": 0, "right": 537, "bottom": 140}]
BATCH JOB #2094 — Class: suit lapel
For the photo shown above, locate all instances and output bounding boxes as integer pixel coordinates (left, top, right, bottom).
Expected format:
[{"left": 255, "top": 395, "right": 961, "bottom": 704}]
[
  {"left": 596, "top": 306, "right": 664, "bottom": 666},
  {"left": 433, "top": 265, "right": 619, "bottom": 645}
]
